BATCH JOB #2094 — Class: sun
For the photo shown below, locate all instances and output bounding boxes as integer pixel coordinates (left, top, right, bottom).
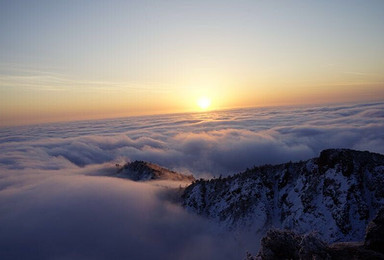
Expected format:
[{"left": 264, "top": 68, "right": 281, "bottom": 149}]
[{"left": 197, "top": 96, "right": 211, "bottom": 110}]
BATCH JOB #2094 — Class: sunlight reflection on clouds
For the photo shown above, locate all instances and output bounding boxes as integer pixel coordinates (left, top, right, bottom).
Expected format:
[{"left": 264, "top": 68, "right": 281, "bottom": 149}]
[{"left": 1, "top": 102, "right": 383, "bottom": 176}]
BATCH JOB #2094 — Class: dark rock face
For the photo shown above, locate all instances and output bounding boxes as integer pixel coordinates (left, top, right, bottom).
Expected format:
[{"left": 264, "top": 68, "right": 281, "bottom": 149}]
[
  {"left": 299, "top": 232, "right": 331, "bottom": 259},
  {"left": 258, "top": 229, "right": 301, "bottom": 260},
  {"left": 327, "top": 242, "right": 384, "bottom": 260},
  {"left": 254, "top": 228, "right": 384, "bottom": 260},
  {"left": 365, "top": 207, "right": 384, "bottom": 254},
  {"left": 182, "top": 149, "right": 384, "bottom": 242},
  {"left": 254, "top": 209, "right": 384, "bottom": 260},
  {"left": 116, "top": 161, "right": 195, "bottom": 182},
  {"left": 256, "top": 230, "right": 331, "bottom": 260}
]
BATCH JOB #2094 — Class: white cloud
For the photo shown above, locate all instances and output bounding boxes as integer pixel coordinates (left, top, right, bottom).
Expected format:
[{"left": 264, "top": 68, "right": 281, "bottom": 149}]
[
  {"left": 0, "top": 170, "right": 250, "bottom": 259},
  {"left": 2, "top": 102, "right": 383, "bottom": 176}
]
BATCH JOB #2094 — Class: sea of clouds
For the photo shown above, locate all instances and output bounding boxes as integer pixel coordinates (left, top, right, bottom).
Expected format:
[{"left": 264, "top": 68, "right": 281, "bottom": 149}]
[{"left": 1, "top": 101, "right": 383, "bottom": 259}]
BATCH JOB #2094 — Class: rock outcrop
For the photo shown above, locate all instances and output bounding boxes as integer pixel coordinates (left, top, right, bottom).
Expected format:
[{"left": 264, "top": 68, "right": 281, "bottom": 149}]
[
  {"left": 365, "top": 207, "right": 384, "bottom": 254},
  {"left": 116, "top": 160, "right": 195, "bottom": 182},
  {"left": 251, "top": 208, "right": 384, "bottom": 259}
]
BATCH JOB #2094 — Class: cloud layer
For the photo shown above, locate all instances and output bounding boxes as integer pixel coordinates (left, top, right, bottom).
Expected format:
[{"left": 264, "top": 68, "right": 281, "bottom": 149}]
[
  {"left": 0, "top": 172, "right": 248, "bottom": 259},
  {"left": 0, "top": 101, "right": 383, "bottom": 259},
  {"left": 1, "top": 102, "right": 383, "bottom": 176}
]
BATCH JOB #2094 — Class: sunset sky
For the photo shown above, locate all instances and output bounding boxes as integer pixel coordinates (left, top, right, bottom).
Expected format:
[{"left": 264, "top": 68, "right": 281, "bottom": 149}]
[{"left": 1, "top": 0, "right": 383, "bottom": 126}]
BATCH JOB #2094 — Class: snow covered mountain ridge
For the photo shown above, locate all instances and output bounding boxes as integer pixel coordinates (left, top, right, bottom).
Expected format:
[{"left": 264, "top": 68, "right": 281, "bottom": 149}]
[{"left": 182, "top": 149, "right": 384, "bottom": 243}]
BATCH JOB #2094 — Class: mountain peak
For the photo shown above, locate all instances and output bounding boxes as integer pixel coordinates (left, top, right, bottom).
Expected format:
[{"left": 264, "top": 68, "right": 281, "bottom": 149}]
[
  {"left": 318, "top": 148, "right": 384, "bottom": 165},
  {"left": 116, "top": 160, "right": 195, "bottom": 182},
  {"left": 317, "top": 148, "right": 384, "bottom": 176}
]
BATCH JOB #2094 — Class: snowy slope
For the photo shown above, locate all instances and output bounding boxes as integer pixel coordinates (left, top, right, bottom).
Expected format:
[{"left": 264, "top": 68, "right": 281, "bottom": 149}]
[{"left": 182, "top": 149, "right": 384, "bottom": 242}]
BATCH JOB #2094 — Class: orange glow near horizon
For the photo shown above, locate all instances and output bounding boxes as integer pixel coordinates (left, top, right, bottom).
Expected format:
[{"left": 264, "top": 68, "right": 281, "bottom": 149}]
[
  {"left": 1, "top": 80, "right": 384, "bottom": 127},
  {"left": 1, "top": 2, "right": 384, "bottom": 127}
]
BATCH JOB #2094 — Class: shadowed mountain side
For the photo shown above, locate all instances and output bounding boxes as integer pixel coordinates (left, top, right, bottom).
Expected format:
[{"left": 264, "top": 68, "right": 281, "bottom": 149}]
[
  {"left": 182, "top": 149, "right": 384, "bottom": 243},
  {"left": 115, "top": 160, "right": 195, "bottom": 182}
]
